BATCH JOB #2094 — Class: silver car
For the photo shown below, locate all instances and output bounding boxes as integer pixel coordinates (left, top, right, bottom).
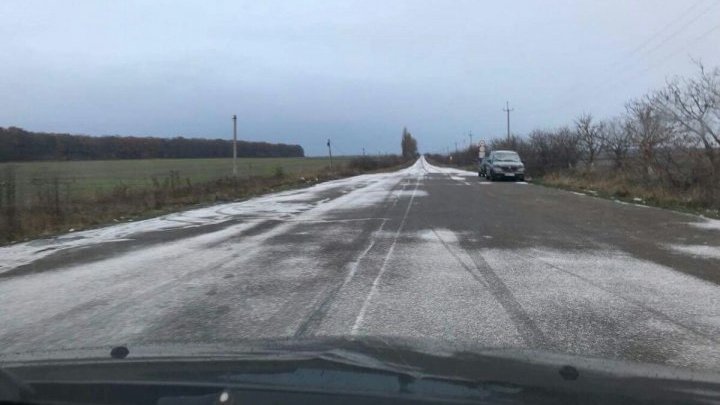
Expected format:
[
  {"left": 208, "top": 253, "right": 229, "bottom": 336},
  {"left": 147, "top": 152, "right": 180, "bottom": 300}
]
[{"left": 479, "top": 150, "right": 525, "bottom": 181}]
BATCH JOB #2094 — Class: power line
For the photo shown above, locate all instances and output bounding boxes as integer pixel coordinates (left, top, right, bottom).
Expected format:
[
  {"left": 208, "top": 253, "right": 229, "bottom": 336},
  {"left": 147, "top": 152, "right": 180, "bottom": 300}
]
[
  {"left": 624, "top": 0, "right": 707, "bottom": 58},
  {"left": 232, "top": 115, "right": 237, "bottom": 176},
  {"left": 326, "top": 139, "right": 333, "bottom": 168},
  {"left": 502, "top": 101, "right": 514, "bottom": 141},
  {"left": 608, "top": 0, "right": 714, "bottom": 75},
  {"left": 544, "top": 1, "right": 720, "bottom": 115},
  {"left": 593, "top": 2, "right": 719, "bottom": 90},
  {"left": 609, "top": 21, "right": 720, "bottom": 91},
  {"left": 638, "top": 0, "right": 720, "bottom": 58},
  {"left": 546, "top": 8, "right": 720, "bottom": 116}
]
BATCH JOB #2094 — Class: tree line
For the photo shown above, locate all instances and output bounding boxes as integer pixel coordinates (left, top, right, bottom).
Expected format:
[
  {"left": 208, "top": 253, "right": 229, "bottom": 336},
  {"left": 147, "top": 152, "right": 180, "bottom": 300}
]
[{"left": 0, "top": 127, "right": 304, "bottom": 161}]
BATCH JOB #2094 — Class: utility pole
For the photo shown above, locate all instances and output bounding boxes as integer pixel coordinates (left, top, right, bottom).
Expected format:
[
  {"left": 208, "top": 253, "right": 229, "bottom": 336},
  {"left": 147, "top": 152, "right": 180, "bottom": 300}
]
[
  {"left": 503, "top": 101, "right": 514, "bottom": 141},
  {"left": 327, "top": 139, "right": 333, "bottom": 169},
  {"left": 362, "top": 147, "right": 365, "bottom": 156},
  {"left": 232, "top": 114, "right": 237, "bottom": 176},
  {"left": 468, "top": 131, "right": 473, "bottom": 147},
  {"left": 454, "top": 141, "right": 458, "bottom": 153}
]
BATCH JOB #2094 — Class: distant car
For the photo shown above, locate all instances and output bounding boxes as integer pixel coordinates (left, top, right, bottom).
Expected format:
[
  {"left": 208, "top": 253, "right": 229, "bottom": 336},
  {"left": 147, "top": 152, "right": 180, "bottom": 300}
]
[{"left": 479, "top": 150, "right": 525, "bottom": 181}]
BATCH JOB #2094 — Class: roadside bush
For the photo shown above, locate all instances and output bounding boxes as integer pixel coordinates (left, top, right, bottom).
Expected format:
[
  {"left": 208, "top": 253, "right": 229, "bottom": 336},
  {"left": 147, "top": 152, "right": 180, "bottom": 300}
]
[
  {"left": 274, "top": 165, "right": 285, "bottom": 178},
  {"left": 347, "top": 155, "right": 405, "bottom": 172},
  {"left": 426, "top": 147, "right": 481, "bottom": 168}
]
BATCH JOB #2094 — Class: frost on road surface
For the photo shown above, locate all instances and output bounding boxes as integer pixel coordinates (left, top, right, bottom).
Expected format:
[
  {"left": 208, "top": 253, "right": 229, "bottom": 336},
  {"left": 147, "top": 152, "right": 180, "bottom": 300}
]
[{"left": 1, "top": 157, "right": 720, "bottom": 373}]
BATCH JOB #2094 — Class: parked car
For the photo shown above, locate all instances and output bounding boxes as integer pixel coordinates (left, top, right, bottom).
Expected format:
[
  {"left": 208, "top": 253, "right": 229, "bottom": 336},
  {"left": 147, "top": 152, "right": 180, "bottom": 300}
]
[{"left": 479, "top": 150, "right": 525, "bottom": 181}]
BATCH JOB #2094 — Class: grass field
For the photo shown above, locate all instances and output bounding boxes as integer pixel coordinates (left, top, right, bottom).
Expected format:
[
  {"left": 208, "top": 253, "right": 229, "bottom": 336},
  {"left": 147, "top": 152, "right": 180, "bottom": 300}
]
[
  {"left": 0, "top": 157, "right": 350, "bottom": 203},
  {"left": 0, "top": 155, "right": 408, "bottom": 242}
]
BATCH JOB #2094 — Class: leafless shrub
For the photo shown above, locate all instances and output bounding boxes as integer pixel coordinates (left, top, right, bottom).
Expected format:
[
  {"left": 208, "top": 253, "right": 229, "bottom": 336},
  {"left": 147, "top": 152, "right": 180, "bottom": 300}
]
[
  {"left": 575, "top": 113, "right": 604, "bottom": 170},
  {"left": 602, "top": 118, "right": 632, "bottom": 170},
  {"left": 652, "top": 62, "right": 720, "bottom": 204},
  {"left": 625, "top": 98, "right": 675, "bottom": 180},
  {"left": 654, "top": 63, "right": 720, "bottom": 167}
]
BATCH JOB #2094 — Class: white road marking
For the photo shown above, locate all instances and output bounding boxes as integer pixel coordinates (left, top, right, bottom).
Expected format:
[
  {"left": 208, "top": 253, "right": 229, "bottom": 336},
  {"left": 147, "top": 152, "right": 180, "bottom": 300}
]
[
  {"left": 335, "top": 219, "right": 389, "bottom": 303},
  {"left": 351, "top": 177, "right": 421, "bottom": 335}
]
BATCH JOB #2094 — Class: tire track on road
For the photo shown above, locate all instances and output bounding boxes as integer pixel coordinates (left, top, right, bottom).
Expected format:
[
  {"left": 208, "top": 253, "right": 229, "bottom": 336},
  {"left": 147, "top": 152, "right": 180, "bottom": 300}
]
[
  {"left": 80, "top": 179, "right": 410, "bottom": 345},
  {"left": 293, "top": 176, "right": 414, "bottom": 337},
  {"left": 521, "top": 249, "right": 720, "bottom": 346},
  {"left": 432, "top": 229, "right": 550, "bottom": 349},
  {"left": 293, "top": 219, "right": 388, "bottom": 337}
]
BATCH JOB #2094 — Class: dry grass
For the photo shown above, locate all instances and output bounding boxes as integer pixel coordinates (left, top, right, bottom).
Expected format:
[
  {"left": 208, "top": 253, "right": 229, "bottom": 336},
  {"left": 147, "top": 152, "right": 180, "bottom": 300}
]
[{"left": 539, "top": 170, "right": 720, "bottom": 218}]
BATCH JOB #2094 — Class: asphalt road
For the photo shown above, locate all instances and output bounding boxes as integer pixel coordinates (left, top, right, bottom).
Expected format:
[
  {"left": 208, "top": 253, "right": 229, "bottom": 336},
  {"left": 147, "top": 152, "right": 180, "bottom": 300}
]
[{"left": 2, "top": 157, "right": 720, "bottom": 371}]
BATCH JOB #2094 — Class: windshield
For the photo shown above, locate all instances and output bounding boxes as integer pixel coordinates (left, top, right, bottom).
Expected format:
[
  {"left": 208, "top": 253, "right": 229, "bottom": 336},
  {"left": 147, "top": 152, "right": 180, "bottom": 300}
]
[
  {"left": 494, "top": 152, "right": 521, "bottom": 162},
  {"left": 2, "top": 1, "right": 720, "bottom": 395}
]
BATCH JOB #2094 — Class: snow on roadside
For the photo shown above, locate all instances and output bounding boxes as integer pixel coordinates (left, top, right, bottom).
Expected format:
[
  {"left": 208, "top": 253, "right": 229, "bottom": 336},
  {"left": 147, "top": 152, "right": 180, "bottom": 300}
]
[
  {"left": 0, "top": 186, "right": 330, "bottom": 274},
  {"left": 0, "top": 160, "right": 431, "bottom": 275},
  {"left": 666, "top": 244, "right": 720, "bottom": 260},
  {"left": 411, "top": 156, "right": 477, "bottom": 176},
  {"left": 691, "top": 218, "right": 720, "bottom": 232}
]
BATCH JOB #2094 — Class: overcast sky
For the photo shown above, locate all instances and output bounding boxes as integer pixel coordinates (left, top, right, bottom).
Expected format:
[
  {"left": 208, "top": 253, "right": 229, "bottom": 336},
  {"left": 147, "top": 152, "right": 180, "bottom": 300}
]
[{"left": 2, "top": 1, "right": 719, "bottom": 156}]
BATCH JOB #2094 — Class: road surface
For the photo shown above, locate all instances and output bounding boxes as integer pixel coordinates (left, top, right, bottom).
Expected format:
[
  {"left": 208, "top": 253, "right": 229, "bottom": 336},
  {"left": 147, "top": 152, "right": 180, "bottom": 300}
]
[{"left": 2, "top": 157, "right": 720, "bottom": 370}]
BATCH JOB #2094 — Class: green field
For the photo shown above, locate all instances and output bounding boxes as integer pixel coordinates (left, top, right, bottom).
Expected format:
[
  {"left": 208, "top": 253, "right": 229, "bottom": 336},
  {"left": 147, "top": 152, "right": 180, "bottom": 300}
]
[{"left": 0, "top": 157, "right": 350, "bottom": 203}]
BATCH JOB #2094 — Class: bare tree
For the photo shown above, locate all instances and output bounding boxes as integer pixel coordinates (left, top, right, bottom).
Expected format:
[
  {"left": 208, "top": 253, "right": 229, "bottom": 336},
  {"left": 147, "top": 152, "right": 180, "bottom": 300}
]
[
  {"left": 625, "top": 99, "right": 674, "bottom": 179},
  {"left": 575, "top": 113, "right": 604, "bottom": 169},
  {"left": 653, "top": 63, "right": 720, "bottom": 176},
  {"left": 528, "top": 130, "right": 553, "bottom": 173},
  {"left": 552, "top": 126, "right": 581, "bottom": 169},
  {"left": 654, "top": 132, "right": 706, "bottom": 189},
  {"left": 602, "top": 118, "right": 632, "bottom": 170},
  {"left": 401, "top": 127, "right": 418, "bottom": 160}
]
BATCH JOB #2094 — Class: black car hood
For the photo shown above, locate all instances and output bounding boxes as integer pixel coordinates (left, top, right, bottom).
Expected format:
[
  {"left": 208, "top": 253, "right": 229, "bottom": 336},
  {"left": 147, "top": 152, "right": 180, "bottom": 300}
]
[{"left": 3, "top": 336, "right": 720, "bottom": 401}]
